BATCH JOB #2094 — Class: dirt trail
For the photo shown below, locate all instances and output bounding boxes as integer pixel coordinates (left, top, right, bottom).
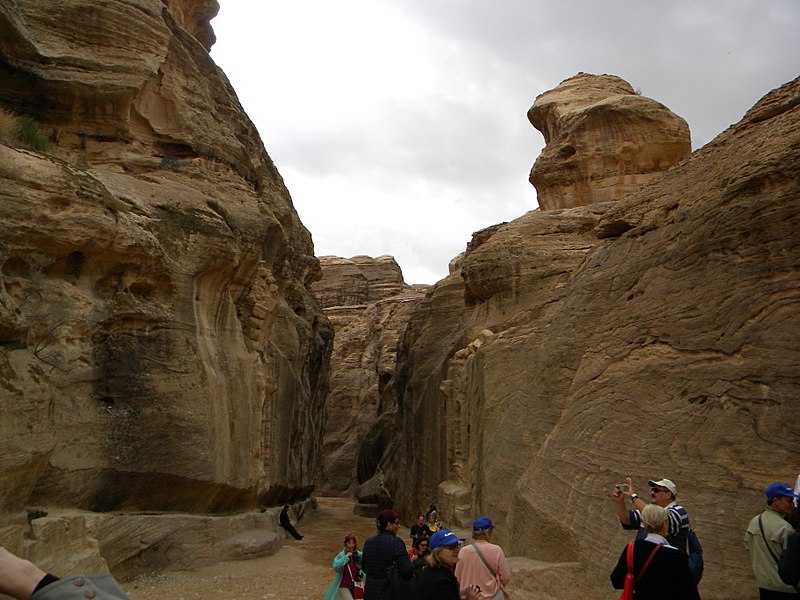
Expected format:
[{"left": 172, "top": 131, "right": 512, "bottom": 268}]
[{"left": 124, "top": 498, "right": 405, "bottom": 600}]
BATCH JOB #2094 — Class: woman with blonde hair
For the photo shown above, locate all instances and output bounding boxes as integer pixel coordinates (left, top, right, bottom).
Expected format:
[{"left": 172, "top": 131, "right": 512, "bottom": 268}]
[
  {"left": 610, "top": 504, "right": 700, "bottom": 599},
  {"left": 323, "top": 533, "right": 363, "bottom": 600},
  {"left": 414, "top": 529, "right": 480, "bottom": 600}
]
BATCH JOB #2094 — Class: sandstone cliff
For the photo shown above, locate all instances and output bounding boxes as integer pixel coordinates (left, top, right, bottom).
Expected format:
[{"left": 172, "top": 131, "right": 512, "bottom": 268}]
[
  {"left": 378, "top": 75, "right": 799, "bottom": 600},
  {"left": 311, "top": 256, "right": 428, "bottom": 497},
  {"left": 0, "top": 0, "right": 330, "bottom": 576}
]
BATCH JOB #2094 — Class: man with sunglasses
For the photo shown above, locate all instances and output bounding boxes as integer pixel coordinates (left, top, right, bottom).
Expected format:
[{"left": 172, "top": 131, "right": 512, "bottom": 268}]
[{"left": 612, "top": 477, "right": 691, "bottom": 552}]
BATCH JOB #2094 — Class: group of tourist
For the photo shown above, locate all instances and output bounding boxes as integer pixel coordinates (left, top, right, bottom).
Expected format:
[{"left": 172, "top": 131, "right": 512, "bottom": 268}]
[
  {"left": 611, "top": 475, "right": 800, "bottom": 600},
  {"left": 409, "top": 507, "right": 442, "bottom": 546},
  {"left": 0, "top": 475, "right": 797, "bottom": 600},
  {"left": 326, "top": 474, "right": 799, "bottom": 600},
  {"left": 325, "top": 508, "right": 510, "bottom": 600},
  {"left": 611, "top": 477, "right": 702, "bottom": 599}
]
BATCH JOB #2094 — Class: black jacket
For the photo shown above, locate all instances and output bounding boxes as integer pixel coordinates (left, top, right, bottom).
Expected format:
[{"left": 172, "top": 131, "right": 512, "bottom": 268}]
[
  {"left": 413, "top": 565, "right": 459, "bottom": 600},
  {"left": 780, "top": 529, "right": 800, "bottom": 586},
  {"left": 362, "top": 531, "right": 414, "bottom": 600},
  {"left": 610, "top": 540, "right": 701, "bottom": 600}
]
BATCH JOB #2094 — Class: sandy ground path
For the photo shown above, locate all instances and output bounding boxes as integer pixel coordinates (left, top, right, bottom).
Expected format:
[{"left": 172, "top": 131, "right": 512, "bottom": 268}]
[{"left": 124, "top": 498, "right": 408, "bottom": 600}]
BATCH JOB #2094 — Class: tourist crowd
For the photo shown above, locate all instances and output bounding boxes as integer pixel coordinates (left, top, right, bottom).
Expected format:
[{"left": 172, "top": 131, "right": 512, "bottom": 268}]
[
  {"left": 327, "top": 474, "right": 799, "bottom": 600},
  {"left": 0, "top": 475, "right": 797, "bottom": 599}
]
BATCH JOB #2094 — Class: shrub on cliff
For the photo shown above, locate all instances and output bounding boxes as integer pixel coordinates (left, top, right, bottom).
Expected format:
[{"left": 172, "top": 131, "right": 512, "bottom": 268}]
[
  {"left": 0, "top": 106, "right": 17, "bottom": 142},
  {"left": 0, "top": 106, "right": 51, "bottom": 151}
]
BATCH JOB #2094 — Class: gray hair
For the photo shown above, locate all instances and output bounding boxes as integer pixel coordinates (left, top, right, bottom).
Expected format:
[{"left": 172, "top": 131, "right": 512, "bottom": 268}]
[{"left": 641, "top": 504, "right": 668, "bottom": 534}]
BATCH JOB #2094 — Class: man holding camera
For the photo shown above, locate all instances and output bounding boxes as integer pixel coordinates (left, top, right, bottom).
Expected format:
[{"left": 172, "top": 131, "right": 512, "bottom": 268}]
[{"left": 612, "top": 477, "right": 691, "bottom": 552}]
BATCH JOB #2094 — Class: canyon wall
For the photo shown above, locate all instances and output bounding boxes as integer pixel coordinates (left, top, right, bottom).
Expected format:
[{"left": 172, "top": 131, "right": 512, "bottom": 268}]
[
  {"left": 2, "top": 4, "right": 798, "bottom": 596},
  {"left": 0, "top": 0, "right": 330, "bottom": 576},
  {"left": 378, "top": 74, "right": 800, "bottom": 600},
  {"left": 312, "top": 256, "right": 428, "bottom": 497}
]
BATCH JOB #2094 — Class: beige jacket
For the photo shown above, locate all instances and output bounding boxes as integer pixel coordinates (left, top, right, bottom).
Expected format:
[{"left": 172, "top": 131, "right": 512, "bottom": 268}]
[{"left": 745, "top": 508, "right": 797, "bottom": 594}]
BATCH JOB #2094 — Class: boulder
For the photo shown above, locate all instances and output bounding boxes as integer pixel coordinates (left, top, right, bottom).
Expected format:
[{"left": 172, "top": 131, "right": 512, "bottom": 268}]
[{"left": 529, "top": 73, "right": 691, "bottom": 210}]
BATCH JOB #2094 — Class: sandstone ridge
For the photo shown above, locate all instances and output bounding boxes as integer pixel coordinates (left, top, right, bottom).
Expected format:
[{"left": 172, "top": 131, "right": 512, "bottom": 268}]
[
  {"left": 0, "top": 0, "right": 330, "bottom": 577},
  {"left": 312, "top": 255, "right": 429, "bottom": 496},
  {"left": 364, "top": 74, "right": 799, "bottom": 600}
]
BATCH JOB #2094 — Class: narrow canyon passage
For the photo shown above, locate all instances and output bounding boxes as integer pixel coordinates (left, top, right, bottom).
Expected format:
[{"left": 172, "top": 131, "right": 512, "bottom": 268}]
[{"left": 124, "top": 497, "right": 399, "bottom": 600}]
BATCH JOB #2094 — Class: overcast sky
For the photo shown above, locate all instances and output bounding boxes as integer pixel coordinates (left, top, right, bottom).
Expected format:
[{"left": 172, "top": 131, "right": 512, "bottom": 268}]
[{"left": 210, "top": 1, "right": 800, "bottom": 285}]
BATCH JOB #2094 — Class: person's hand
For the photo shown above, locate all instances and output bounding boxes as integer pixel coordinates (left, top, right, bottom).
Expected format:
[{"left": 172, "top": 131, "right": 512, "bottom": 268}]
[
  {"left": 612, "top": 476, "right": 634, "bottom": 503},
  {"left": 625, "top": 476, "right": 635, "bottom": 496},
  {"left": 612, "top": 486, "right": 626, "bottom": 503},
  {"left": 465, "top": 584, "right": 481, "bottom": 600},
  {"left": 0, "top": 546, "right": 48, "bottom": 600}
]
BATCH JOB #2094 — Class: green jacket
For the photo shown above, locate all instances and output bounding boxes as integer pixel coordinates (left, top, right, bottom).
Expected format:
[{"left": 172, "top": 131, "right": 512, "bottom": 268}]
[{"left": 745, "top": 508, "right": 797, "bottom": 594}]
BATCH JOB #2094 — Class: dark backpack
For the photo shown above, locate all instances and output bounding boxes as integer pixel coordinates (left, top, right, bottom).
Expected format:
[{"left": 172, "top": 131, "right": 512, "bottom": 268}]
[{"left": 687, "top": 530, "right": 703, "bottom": 583}]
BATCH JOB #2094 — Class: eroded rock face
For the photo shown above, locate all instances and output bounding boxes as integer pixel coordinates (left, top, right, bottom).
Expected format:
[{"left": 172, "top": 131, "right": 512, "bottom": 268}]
[
  {"left": 312, "top": 256, "right": 428, "bottom": 496},
  {"left": 529, "top": 73, "right": 691, "bottom": 210},
  {"left": 0, "top": 0, "right": 330, "bottom": 574},
  {"left": 163, "top": 0, "right": 219, "bottom": 52},
  {"left": 385, "top": 76, "right": 800, "bottom": 600},
  {"left": 313, "top": 255, "right": 410, "bottom": 312}
]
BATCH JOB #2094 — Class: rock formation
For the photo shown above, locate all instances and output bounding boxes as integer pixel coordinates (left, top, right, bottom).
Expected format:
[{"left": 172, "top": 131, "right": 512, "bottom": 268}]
[
  {"left": 529, "top": 73, "right": 691, "bottom": 210},
  {"left": 2, "top": 4, "right": 798, "bottom": 597},
  {"left": 375, "top": 74, "right": 799, "bottom": 600},
  {"left": 0, "top": 0, "right": 330, "bottom": 576},
  {"left": 312, "top": 256, "right": 428, "bottom": 497},
  {"left": 163, "top": 0, "right": 220, "bottom": 52}
]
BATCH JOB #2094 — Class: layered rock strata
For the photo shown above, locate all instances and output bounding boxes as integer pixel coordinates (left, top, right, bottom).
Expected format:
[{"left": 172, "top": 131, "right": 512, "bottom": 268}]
[
  {"left": 312, "top": 256, "right": 428, "bottom": 496},
  {"left": 380, "top": 75, "right": 799, "bottom": 600},
  {"left": 0, "top": 0, "right": 329, "bottom": 576},
  {"left": 529, "top": 73, "right": 691, "bottom": 210}
]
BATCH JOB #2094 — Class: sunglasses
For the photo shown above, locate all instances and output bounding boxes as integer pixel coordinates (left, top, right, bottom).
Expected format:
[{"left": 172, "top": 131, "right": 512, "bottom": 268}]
[
  {"left": 651, "top": 488, "right": 669, "bottom": 494},
  {"left": 444, "top": 543, "right": 461, "bottom": 550}
]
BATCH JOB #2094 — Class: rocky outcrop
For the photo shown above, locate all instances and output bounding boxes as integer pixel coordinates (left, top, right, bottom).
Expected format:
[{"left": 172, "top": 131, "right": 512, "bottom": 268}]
[
  {"left": 163, "top": 0, "right": 220, "bottom": 52},
  {"left": 379, "top": 75, "right": 800, "bottom": 600},
  {"left": 312, "top": 256, "right": 428, "bottom": 496},
  {"left": 313, "top": 255, "right": 410, "bottom": 310},
  {"left": 529, "top": 73, "right": 691, "bottom": 210},
  {"left": 0, "top": 504, "right": 294, "bottom": 581},
  {"left": 0, "top": 0, "right": 330, "bottom": 576}
]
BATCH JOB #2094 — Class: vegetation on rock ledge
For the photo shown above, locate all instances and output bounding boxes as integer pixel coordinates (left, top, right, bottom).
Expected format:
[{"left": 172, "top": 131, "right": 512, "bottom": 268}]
[{"left": 0, "top": 106, "right": 52, "bottom": 151}]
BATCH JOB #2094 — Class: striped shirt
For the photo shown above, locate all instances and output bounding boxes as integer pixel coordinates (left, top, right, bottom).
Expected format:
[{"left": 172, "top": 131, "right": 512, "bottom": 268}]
[{"left": 625, "top": 501, "right": 691, "bottom": 552}]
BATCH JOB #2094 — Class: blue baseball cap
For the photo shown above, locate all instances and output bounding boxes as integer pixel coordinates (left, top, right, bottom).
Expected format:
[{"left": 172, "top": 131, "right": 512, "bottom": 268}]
[
  {"left": 765, "top": 482, "right": 798, "bottom": 500},
  {"left": 429, "top": 529, "right": 465, "bottom": 550},
  {"left": 473, "top": 517, "right": 495, "bottom": 532}
]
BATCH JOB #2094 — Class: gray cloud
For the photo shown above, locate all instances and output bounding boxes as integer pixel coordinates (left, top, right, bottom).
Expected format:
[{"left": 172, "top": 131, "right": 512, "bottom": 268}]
[{"left": 212, "top": 0, "right": 800, "bottom": 284}]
